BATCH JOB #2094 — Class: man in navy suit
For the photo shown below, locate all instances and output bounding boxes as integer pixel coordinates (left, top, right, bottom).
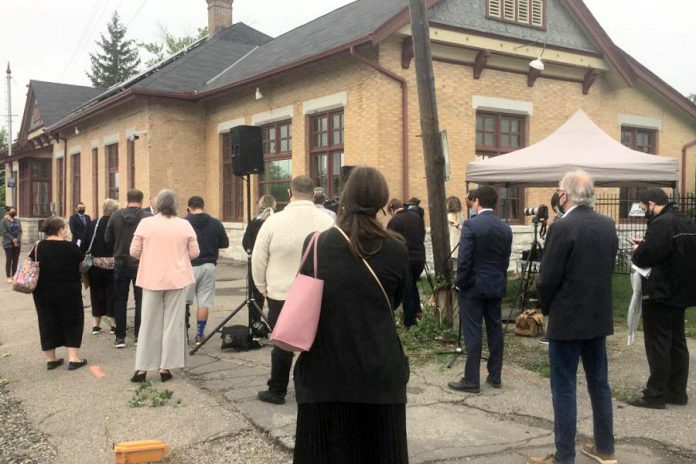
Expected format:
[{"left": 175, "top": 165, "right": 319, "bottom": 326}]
[
  {"left": 68, "top": 201, "right": 91, "bottom": 247},
  {"left": 528, "top": 170, "right": 618, "bottom": 464},
  {"left": 448, "top": 186, "right": 512, "bottom": 393}
]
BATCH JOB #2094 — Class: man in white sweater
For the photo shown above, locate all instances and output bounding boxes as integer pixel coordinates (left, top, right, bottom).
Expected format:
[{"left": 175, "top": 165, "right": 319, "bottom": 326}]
[{"left": 252, "top": 175, "right": 334, "bottom": 404}]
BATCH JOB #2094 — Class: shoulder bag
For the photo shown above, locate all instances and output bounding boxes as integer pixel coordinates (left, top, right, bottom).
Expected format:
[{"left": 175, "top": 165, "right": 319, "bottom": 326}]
[
  {"left": 269, "top": 231, "right": 323, "bottom": 352},
  {"left": 13, "top": 241, "right": 41, "bottom": 294},
  {"left": 80, "top": 217, "right": 100, "bottom": 273}
]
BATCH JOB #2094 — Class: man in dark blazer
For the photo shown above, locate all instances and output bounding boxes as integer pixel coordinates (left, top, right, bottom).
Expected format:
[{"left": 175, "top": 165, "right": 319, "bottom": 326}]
[
  {"left": 448, "top": 185, "right": 512, "bottom": 394},
  {"left": 68, "top": 201, "right": 91, "bottom": 247},
  {"left": 528, "top": 170, "right": 618, "bottom": 464}
]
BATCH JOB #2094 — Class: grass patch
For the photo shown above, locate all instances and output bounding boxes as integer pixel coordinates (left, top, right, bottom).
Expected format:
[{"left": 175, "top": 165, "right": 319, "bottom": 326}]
[{"left": 129, "top": 380, "right": 180, "bottom": 408}]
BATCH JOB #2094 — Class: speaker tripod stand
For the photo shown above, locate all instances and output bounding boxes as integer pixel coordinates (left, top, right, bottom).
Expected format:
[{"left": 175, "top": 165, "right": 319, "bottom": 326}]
[{"left": 189, "top": 174, "right": 271, "bottom": 355}]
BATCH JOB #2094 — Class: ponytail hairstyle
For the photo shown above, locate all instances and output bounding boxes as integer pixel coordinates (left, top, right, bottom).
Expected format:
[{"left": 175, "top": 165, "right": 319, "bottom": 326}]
[{"left": 336, "top": 166, "right": 403, "bottom": 258}]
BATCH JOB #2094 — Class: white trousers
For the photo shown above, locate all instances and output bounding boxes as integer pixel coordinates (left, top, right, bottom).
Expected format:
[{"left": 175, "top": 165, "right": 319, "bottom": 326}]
[{"left": 135, "top": 287, "right": 187, "bottom": 371}]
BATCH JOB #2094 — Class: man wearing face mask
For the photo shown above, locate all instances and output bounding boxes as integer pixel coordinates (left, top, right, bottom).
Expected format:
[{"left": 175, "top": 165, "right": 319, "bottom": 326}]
[
  {"left": 629, "top": 187, "right": 696, "bottom": 409},
  {"left": 69, "top": 202, "right": 91, "bottom": 247}
]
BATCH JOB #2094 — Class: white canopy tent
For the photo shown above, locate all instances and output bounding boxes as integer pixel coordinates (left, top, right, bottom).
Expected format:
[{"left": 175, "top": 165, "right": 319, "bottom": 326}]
[{"left": 466, "top": 110, "right": 679, "bottom": 188}]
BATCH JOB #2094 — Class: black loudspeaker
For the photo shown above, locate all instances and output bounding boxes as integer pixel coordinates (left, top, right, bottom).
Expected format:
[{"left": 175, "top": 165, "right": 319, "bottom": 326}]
[
  {"left": 341, "top": 165, "right": 355, "bottom": 182},
  {"left": 230, "top": 125, "right": 264, "bottom": 176}
]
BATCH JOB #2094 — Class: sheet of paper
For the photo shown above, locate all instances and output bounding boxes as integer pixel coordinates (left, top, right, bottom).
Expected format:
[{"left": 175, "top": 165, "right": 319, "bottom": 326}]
[
  {"left": 631, "top": 264, "right": 651, "bottom": 278},
  {"left": 76, "top": 239, "right": 82, "bottom": 247}
]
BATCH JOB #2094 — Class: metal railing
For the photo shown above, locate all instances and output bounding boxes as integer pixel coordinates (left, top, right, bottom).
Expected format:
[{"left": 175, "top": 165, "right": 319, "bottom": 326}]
[{"left": 595, "top": 193, "right": 696, "bottom": 274}]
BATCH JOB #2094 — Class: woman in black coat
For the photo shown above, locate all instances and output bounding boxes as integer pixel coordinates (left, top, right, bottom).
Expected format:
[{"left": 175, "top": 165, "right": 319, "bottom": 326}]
[
  {"left": 82, "top": 199, "right": 118, "bottom": 335},
  {"left": 293, "top": 166, "right": 410, "bottom": 464},
  {"left": 30, "top": 217, "right": 87, "bottom": 370}
]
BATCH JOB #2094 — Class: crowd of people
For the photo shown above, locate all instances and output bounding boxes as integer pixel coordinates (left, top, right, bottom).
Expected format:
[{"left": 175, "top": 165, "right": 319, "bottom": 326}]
[{"left": 4, "top": 164, "right": 695, "bottom": 464}]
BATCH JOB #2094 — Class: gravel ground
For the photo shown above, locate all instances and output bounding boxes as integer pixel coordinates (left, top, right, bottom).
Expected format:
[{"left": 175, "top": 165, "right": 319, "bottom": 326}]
[
  {"left": 0, "top": 379, "right": 57, "bottom": 464},
  {"left": 163, "top": 430, "right": 291, "bottom": 464}
]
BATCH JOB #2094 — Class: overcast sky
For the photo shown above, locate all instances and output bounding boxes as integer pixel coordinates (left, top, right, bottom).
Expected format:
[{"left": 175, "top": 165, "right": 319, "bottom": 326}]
[{"left": 1, "top": 0, "right": 695, "bottom": 136}]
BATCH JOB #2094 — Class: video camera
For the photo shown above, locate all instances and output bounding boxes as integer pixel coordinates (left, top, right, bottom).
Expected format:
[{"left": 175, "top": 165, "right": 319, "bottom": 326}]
[{"left": 523, "top": 205, "right": 549, "bottom": 223}]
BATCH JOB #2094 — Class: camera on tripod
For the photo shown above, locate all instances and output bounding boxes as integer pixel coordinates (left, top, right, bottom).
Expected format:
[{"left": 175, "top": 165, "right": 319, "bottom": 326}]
[{"left": 523, "top": 205, "right": 549, "bottom": 224}]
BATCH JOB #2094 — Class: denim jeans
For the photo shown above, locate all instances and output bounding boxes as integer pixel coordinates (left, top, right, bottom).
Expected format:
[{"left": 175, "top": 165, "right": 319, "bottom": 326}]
[
  {"left": 549, "top": 336, "right": 614, "bottom": 464},
  {"left": 459, "top": 294, "right": 504, "bottom": 385},
  {"left": 267, "top": 297, "right": 294, "bottom": 396},
  {"left": 113, "top": 265, "right": 142, "bottom": 339},
  {"left": 402, "top": 261, "right": 424, "bottom": 327}
]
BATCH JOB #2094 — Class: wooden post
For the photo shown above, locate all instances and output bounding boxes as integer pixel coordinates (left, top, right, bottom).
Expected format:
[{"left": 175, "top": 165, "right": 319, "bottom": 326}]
[{"left": 409, "top": 0, "right": 451, "bottom": 283}]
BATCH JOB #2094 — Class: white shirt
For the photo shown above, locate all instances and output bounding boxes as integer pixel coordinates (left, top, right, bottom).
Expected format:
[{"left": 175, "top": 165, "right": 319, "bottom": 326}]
[
  {"left": 561, "top": 205, "right": 579, "bottom": 218},
  {"left": 251, "top": 200, "right": 334, "bottom": 300}
]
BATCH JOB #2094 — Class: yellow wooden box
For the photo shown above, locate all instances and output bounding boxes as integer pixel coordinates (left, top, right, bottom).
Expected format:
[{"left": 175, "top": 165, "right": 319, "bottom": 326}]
[{"left": 114, "top": 440, "right": 169, "bottom": 464}]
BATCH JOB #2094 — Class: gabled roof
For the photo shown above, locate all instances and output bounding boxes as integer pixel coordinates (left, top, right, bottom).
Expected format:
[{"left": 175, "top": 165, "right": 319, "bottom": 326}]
[
  {"left": 29, "top": 81, "right": 102, "bottom": 128},
  {"left": 48, "top": 0, "right": 696, "bottom": 133},
  {"left": 200, "top": 0, "right": 411, "bottom": 91}
]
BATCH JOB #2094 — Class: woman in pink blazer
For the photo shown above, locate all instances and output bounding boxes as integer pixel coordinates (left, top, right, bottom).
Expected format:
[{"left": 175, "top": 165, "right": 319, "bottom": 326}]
[{"left": 129, "top": 189, "right": 200, "bottom": 383}]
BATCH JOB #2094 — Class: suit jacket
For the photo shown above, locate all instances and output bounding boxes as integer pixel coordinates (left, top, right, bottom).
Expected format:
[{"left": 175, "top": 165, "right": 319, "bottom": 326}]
[
  {"left": 456, "top": 210, "right": 512, "bottom": 299},
  {"left": 536, "top": 205, "right": 618, "bottom": 340},
  {"left": 69, "top": 213, "right": 91, "bottom": 245}
]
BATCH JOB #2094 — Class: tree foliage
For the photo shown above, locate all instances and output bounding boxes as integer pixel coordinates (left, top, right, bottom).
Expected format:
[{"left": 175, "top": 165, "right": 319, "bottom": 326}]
[
  {"left": 689, "top": 94, "right": 696, "bottom": 104},
  {"left": 87, "top": 11, "right": 141, "bottom": 88},
  {"left": 140, "top": 26, "right": 208, "bottom": 68}
]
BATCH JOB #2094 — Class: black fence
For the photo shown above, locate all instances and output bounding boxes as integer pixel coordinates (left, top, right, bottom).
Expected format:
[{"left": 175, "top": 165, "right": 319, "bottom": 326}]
[{"left": 594, "top": 193, "right": 696, "bottom": 274}]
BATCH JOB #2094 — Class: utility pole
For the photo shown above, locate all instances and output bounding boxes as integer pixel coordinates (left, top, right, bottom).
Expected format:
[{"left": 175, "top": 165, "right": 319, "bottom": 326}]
[
  {"left": 6, "top": 63, "right": 15, "bottom": 208},
  {"left": 409, "top": 0, "right": 451, "bottom": 282}
]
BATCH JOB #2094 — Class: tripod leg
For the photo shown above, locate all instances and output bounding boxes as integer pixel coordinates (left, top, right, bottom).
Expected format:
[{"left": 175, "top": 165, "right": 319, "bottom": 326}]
[
  {"left": 189, "top": 299, "right": 248, "bottom": 355},
  {"left": 447, "top": 313, "right": 464, "bottom": 368}
]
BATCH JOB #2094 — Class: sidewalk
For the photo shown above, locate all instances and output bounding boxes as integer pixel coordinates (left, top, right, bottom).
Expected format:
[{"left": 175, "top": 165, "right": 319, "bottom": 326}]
[{"left": 0, "top": 259, "right": 694, "bottom": 463}]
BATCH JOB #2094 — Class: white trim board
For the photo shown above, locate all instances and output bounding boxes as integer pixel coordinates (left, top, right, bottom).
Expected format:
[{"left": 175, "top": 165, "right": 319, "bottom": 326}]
[
  {"left": 69, "top": 145, "right": 82, "bottom": 156},
  {"left": 303, "top": 91, "right": 347, "bottom": 115},
  {"left": 618, "top": 114, "right": 662, "bottom": 131},
  {"left": 103, "top": 133, "right": 119, "bottom": 146},
  {"left": 251, "top": 105, "right": 294, "bottom": 125},
  {"left": 217, "top": 117, "right": 245, "bottom": 133},
  {"left": 472, "top": 96, "right": 534, "bottom": 115}
]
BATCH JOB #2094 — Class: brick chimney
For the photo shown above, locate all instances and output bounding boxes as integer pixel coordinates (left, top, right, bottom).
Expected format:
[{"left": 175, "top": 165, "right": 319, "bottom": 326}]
[{"left": 207, "top": 0, "right": 234, "bottom": 35}]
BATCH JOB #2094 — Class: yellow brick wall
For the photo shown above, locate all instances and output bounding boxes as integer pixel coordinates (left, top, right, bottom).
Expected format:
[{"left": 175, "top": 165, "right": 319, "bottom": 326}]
[{"left": 60, "top": 102, "right": 150, "bottom": 218}]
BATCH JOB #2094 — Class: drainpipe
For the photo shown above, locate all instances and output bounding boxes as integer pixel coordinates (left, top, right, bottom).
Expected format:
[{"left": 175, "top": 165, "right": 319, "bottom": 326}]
[
  {"left": 349, "top": 46, "right": 409, "bottom": 199},
  {"left": 682, "top": 139, "right": 696, "bottom": 199},
  {"left": 59, "top": 135, "right": 68, "bottom": 217}
]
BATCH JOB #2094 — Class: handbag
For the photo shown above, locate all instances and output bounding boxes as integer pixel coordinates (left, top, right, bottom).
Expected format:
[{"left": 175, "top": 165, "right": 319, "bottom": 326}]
[
  {"left": 514, "top": 309, "right": 545, "bottom": 337},
  {"left": 80, "top": 217, "right": 101, "bottom": 273},
  {"left": 13, "top": 241, "right": 41, "bottom": 294},
  {"left": 269, "top": 231, "right": 323, "bottom": 352}
]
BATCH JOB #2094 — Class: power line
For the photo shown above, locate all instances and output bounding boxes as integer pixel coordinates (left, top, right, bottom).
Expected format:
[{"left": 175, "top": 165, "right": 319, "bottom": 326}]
[
  {"left": 126, "top": 0, "right": 151, "bottom": 28},
  {"left": 58, "top": 0, "right": 114, "bottom": 80}
]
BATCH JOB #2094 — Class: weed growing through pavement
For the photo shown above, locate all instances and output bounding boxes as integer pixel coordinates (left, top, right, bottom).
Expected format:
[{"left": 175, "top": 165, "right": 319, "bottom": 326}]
[{"left": 129, "top": 380, "right": 179, "bottom": 408}]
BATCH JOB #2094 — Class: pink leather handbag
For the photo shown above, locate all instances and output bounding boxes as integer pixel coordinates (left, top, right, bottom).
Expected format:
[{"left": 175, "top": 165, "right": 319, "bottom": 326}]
[{"left": 270, "top": 231, "right": 323, "bottom": 352}]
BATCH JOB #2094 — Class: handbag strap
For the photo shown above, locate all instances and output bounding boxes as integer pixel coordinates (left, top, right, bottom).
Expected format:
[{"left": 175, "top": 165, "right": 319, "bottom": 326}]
[
  {"left": 29, "top": 240, "right": 40, "bottom": 262},
  {"left": 297, "top": 231, "right": 321, "bottom": 278},
  {"left": 86, "top": 217, "right": 100, "bottom": 254},
  {"left": 333, "top": 226, "right": 392, "bottom": 312}
]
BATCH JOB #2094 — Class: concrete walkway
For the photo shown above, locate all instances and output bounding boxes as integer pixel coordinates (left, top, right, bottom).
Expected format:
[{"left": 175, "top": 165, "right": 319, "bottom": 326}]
[{"left": 0, "top": 259, "right": 694, "bottom": 463}]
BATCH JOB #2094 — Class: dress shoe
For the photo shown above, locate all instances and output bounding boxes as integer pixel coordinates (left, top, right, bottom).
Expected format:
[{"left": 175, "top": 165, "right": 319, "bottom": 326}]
[
  {"left": 485, "top": 376, "right": 501, "bottom": 389},
  {"left": 257, "top": 390, "right": 285, "bottom": 404},
  {"left": 68, "top": 359, "right": 88, "bottom": 370},
  {"left": 131, "top": 371, "right": 147, "bottom": 383},
  {"left": 160, "top": 370, "right": 173, "bottom": 382},
  {"left": 46, "top": 358, "right": 64, "bottom": 370},
  {"left": 581, "top": 443, "right": 618, "bottom": 464},
  {"left": 527, "top": 454, "right": 558, "bottom": 464},
  {"left": 627, "top": 396, "right": 665, "bottom": 409},
  {"left": 447, "top": 378, "right": 480, "bottom": 393}
]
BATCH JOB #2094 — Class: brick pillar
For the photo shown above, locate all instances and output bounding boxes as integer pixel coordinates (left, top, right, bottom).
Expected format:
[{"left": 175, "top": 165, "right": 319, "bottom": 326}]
[{"left": 207, "top": 0, "right": 233, "bottom": 35}]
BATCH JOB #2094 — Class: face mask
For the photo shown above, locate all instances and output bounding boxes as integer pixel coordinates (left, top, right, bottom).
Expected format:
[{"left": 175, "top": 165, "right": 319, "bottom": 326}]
[
  {"left": 78, "top": 208, "right": 86, "bottom": 214},
  {"left": 9, "top": 211, "right": 16, "bottom": 218}
]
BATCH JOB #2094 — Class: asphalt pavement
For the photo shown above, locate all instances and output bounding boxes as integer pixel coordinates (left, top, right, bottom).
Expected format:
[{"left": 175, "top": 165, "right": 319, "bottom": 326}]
[{"left": 0, "top": 259, "right": 694, "bottom": 463}]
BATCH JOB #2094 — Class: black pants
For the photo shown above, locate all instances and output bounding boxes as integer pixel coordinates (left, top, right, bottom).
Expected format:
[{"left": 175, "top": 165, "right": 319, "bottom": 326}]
[
  {"left": 5, "top": 246, "right": 20, "bottom": 278},
  {"left": 89, "top": 268, "right": 115, "bottom": 318},
  {"left": 402, "top": 261, "right": 424, "bottom": 327},
  {"left": 267, "top": 297, "right": 294, "bottom": 396},
  {"left": 113, "top": 265, "right": 142, "bottom": 339},
  {"left": 642, "top": 301, "right": 689, "bottom": 402}
]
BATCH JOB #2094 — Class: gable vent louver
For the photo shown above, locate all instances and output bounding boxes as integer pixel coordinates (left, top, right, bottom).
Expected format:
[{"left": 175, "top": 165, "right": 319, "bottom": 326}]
[
  {"left": 488, "top": 0, "right": 502, "bottom": 18},
  {"left": 531, "top": 0, "right": 544, "bottom": 27},
  {"left": 517, "top": 0, "right": 530, "bottom": 24},
  {"left": 503, "top": 0, "right": 516, "bottom": 21}
]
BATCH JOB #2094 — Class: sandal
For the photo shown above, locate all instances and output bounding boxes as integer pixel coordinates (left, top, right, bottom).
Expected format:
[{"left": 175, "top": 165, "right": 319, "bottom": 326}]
[
  {"left": 130, "top": 371, "right": 147, "bottom": 383},
  {"left": 159, "top": 370, "right": 173, "bottom": 382}
]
